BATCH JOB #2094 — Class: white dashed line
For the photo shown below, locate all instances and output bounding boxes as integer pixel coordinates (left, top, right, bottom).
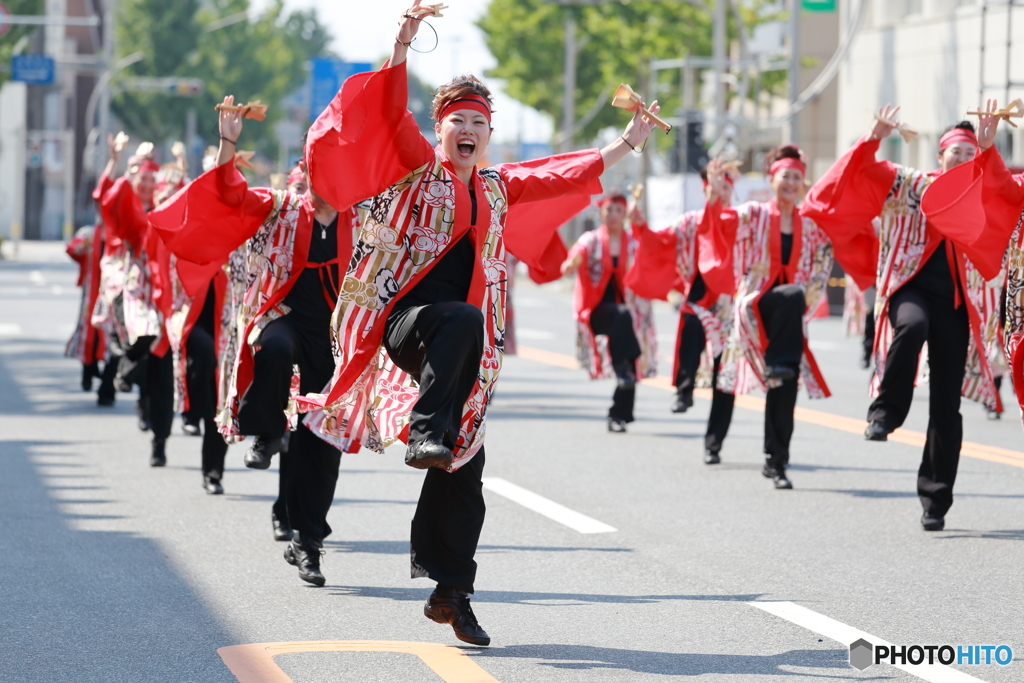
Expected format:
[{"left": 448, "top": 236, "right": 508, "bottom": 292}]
[
  {"left": 482, "top": 477, "right": 617, "bottom": 534},
  {"left": 749, "top": 601, "right": 987, "bottom": 682},
  {"left": 0, "top": 324, "right": 23, "bottom": 337}
]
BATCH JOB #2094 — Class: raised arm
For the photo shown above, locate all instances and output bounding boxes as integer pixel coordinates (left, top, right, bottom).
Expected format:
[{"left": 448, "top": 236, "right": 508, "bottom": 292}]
[{"left": 623, "top": 204, "right": 682, "bottom": 300}]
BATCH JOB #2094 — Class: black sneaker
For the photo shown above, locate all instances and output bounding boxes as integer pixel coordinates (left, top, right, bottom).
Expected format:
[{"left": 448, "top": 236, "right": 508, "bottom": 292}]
[
  {"left": 404, "top": 439, "right": 454, "bottom": 470},
  {"left": 921, "top": 512, "right": 945, "bottom": 531},
  {"left": 671, "top": 392, "right": 694, "bottom": 414},
  {"left": 244, "top": 436, "right": 283, "bottom": 469},
  {"left": 272, "top": 512, "right": 294, "bottom": 542},
  {"left": 703, "top": 450, "right": 721, "bottom": 465},
  {"left": 182, "top": 416, "right": 201, "bottom": 436},
  {"left": 424, "top": 587, "right": 490, "bottom": 646},
  {"left": 864, "top": 421, "right": 889, "bottom": 441},
  {"left": 284, "top": 532, "right": 326, "bottom": 586},
  {"left": 607, "top": 417, "right": 627, "bottom": 433},
  {"left": 203, "top": 475, "right": 223, "bottom": 495},
  {"left": 97, "top": 395, "right": 115, "bottom": 407},
  {"left": 150, "top": 439, "right": 167, "bottom": 467}
]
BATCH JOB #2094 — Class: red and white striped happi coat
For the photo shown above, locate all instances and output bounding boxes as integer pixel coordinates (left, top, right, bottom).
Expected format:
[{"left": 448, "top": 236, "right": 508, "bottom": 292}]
[
  {"left": 719, "top": 201, "right": 834, "bottom": 398},
  {"left": 872, "top": 167, "right": 1002, "bottom": 411}
]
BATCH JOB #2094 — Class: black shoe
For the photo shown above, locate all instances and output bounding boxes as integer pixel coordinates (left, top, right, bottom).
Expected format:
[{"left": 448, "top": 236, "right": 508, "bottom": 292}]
[
  {"left": 272, "top": 513, "right": 294, "bottom": 542},
  {"left": 921, "top": 512, "right": 945, "bottom": 531},
  {"left": 284, "top": 533, "right": 326, "bottom": 586},
  {"left": 81, "top": 371, "right": 93, "bottom": 393},
  {"left": 424, "top": 587, "right": 491, "bottom": 646},
  {"left": 765, "top": 365, "right": 796, "bottom": 381},
  {"left": 671, "top": 392, "right": 694, "bottom": 414},
  {"left": 115, "top": 376, "right": 132, "bottom": 393},
  {"left": 704, "top": 451, "right": 721, "bottom": 465},
  {"left": 244, "top": 436, "right": 283, "bottom": 469},
  {"left": 986, "top": 407, "right": 1002, "bottom": 421},
  {"left": 607, "top": 417, "right": 627, "bottom": 433},
  {"left": 761, "top": 462, "right": 777, "bottom": 479},
  {"left": 860, "top": 356, "right": 871, "bottom": 370},
  {"left": 138, "top": 416, "right": 151, "bottom": 432},
  {"left": 136, "top": 400, "right": 150, "bottom": 432},
  {"left": 773, "top": 470, "right": 793, "bottom": 489},
  {"left": 150, "top": 439, "right": 167, "bottom": 467},
  {"left": 182, "top": 417, "right": 201, "bottom": 436},
  {"left": 203, "top": 475, "right": 224, "bottom": 495},
  {"left": 97, "top": 395, "right": 115, "bottom": 407},
  {"left": 405, "top": 440, "right": 454, "bottom": 470},
  {"left": 864, "top": 421, "right": 888, "bottom": 441}
]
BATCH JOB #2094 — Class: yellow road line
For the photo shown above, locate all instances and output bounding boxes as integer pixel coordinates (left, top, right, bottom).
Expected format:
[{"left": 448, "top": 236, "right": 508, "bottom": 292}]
[
  {"left": 516, "top": 346, "right": 1024, "bottom": 470},
  {"left": 218, "top": 640, "right": 499, "bottom": 683}
]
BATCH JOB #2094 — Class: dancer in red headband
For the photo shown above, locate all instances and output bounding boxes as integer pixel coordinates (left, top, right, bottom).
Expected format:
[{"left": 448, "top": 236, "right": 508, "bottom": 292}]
[
  {"left": 94, "top": 138, "right": 176, "bottom": 467},
  {"left": 625, "top": 162, "right": 738, "bottom": 462},
  {"left": 151, "top": 97, "right": 363, "bottom": 585},
  {"left": 562, "top": 191, "right": 657, "bottom": 432},
  {"left": 302, "top": 0, "right": 660, "bottom": 646},
  {"left": 804, "top": 105, "right": 1008, "bottom": 531},
  {"left": 65, "top": 224, "right": 108, "bottom": 398},
  {"left": 704, "top": 149, "right": 835, "bottom": 489}
]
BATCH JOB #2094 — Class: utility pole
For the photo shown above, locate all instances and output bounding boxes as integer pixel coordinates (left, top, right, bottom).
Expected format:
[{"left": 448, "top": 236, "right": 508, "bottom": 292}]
[
  {"left": 788, "top": 0, "right": 801, "bottom": 145},
  {"left": 561, "top": 16, "right": 577, "bottom": 154},
  {"left": 713, "top": 0, "right": 726, "bottom": 141}
]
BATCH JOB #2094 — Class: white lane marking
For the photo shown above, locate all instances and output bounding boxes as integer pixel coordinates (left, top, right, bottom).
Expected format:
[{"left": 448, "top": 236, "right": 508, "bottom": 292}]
[
  {"left": 748, "top": 601, "right": 985, "bottom": 682},
  {"left": 29, "top": 270, "right": 45, "bottom": 285},
  {"left": 482, "top": 477, "right": 617, "bottom": 534},
  {"left": 0, "top": 324, "right": 22, "bottom": 336},
  {"left": 516, "top": 328, "right": 555, "bottom": 340}
]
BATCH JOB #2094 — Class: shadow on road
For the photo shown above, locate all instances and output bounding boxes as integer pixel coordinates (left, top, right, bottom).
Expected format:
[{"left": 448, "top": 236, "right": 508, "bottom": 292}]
[
  {"left": 0, "top": 439, "right": 237, "bottom": 682},
  {"left": 470, "top": 643, "right": 885, "bottom": 678}
]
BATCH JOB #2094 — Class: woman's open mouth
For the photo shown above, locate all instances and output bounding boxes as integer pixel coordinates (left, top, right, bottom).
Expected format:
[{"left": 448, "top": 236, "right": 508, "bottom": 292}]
[{"left": 457, "top": 139, "right": 476, "bottom": 158}]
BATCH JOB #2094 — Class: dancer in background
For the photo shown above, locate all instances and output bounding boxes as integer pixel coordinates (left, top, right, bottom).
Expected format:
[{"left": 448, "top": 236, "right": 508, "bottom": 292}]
[
  {"left": 627, "top": 162, "right": 738, "bottom": 463},
  {"left": 805, "top": 105, "right": 1008, "bottom": 531},
  {"left": 562, "top": 191, "right": 657, "bottom": 433},
  {"left": 65, "top": 224, "right": 108, "bottom": 396},
  {"left": 302, "top": 0, "right": 660, "bottom": 646},
  {"left": 96, "top": 138, "right": 175, "bottom": 467},
  {"left": 705, "top": 149, "right": 835, "bottom": 489},
  {"left": 151, "top": 100, "right": 361, "bottom": 587}
]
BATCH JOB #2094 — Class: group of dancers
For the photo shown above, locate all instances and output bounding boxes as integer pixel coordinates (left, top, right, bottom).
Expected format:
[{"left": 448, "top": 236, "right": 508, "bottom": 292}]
[{"left": 62, "top": 1, "right": 1024, "bottom": 646}]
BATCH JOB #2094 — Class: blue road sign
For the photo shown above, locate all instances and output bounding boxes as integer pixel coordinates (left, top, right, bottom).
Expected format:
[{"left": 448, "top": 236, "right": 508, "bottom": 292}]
[
  {"left": 309, "top": 59, "right": 372, "bottom": 122},
  {"left": 11, "top": 54, "right": 55, "bottom": 85}
]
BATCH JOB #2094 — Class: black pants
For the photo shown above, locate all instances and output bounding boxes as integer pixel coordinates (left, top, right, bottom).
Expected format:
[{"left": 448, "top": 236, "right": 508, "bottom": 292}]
[
  {"left": 97, "top": 352, "right": 120, "bottom": 402},
  {"left": 384, "top": 302, "right": 487, "bottom": 593},
  {"left": 675, "top": 313, "right": 735, "bottom": 454},
  {"left": 384, "top": 302, "right": 485, "bottom": 447},
  {"left": 185, "top": 325, "right": 229, "bottom": 479},
  {"left": 590, "top": 303, "right": 641, "bottom": 422},
  {"left": 410, "top": 447, "right": 486, "bottom": 594},
  {"left": 124, "top": 336, "right": 174, "bottom": 441},
  {"left": 758, "top": 285, "right": 805, "bottom": 466},
  {"left": 238, "top": 316, "right": 341, "bottom": 541},
  {"left": 867, "top": 286, "right": 969, "bottom": 516},
  {"left": 863, "top": 287, "right": 877, "bottom": 365}
]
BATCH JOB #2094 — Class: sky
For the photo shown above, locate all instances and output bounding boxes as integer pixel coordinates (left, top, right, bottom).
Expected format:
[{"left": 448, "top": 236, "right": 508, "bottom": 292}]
[{"left": 252, "top": 0, "right": 555, "bottom": 144}]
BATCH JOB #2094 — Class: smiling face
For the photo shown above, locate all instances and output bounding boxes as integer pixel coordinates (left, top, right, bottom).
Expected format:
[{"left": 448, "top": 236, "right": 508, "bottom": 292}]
[
  {"left": 770, "top": 168, "right": 804, "bottom": 205},
  {"left": 435, "top": 108, "right": 492, "bottom": 175},
  {"left": 938, "top": 141, "right": 977, "bottom": 172},
  {"left": 600, "top": 201, "right": 627, "bottom": 230},
  {"left": 131, "top": 171, "right": 157, "bottom": 207}
]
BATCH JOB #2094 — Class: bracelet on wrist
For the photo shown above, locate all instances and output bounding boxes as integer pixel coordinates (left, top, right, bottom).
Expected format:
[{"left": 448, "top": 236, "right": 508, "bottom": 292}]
[
  {"left": 621, "top": 135, "right": 639, "bottom": 153},
  {"left": 220, "top": 135, "right": 237, "bottom": 146},
  {"left": 396, "top": 34, "right": 414, "bottom": 47}
]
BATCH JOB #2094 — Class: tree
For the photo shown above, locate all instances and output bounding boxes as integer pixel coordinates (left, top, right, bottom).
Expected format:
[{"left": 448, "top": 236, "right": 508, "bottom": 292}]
[
  {"left": 479, "top": 0, "right": 780, "bottom": 146},
  {"left": 0, "top": 0, "right": 45, "bottom": 88},
  {"left": 111, "top": 0, "right": 335, "bottom": 161}
]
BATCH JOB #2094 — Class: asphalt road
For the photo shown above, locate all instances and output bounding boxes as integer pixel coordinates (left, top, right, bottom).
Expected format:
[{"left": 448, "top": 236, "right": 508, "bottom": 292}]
[{"left": 2, "top": 242, "right": 1022, "bottom": 683}]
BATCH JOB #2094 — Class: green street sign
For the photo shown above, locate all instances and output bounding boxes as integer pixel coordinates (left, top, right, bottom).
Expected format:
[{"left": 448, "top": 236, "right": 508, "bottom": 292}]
[{"left": 802, "top": 0, "right": 836, "bottom": 11}]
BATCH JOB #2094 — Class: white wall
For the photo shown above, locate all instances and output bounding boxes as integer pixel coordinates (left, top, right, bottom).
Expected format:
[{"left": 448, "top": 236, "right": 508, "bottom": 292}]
[
  {"left": 838, "top": 0, "right": 1024, "bottom": 167},
  {"left": 0, "top": 81, "right": 27, "bottom": 240}
]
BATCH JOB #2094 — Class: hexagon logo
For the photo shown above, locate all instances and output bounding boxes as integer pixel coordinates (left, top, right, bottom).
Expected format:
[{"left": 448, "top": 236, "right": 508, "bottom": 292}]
[{"left": 849, "top": 638, "right": 874, "bottom": 671}]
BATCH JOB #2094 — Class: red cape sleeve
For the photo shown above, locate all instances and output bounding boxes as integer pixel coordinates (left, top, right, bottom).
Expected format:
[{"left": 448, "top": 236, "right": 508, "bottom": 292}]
[
  {"left": 92, "top": 173, "right": 114, "bottom": 202},
  {"left": 696, "top": 202, "right": 740, "bottom": 297},
  {"left": 624, "top": 220, "right": 680, "bottom": 301},
  {"left": 920, "top": 147, "right": 1023, "bottom": 281},
  {"left": 149, "top": 162, "right": 273, "bottom": 270},
  {"left": 498, "top": 149, "right": 604, "bottom": 274},
  {"left": 698, "top": 204, "right": 738, "bottom": 297},
  {"left": 306, "top": 60, "right": 433, "bottom": 212},
  {"left": 99, "top": 177, "right": 150, "bottom": 252},
  {"left": 802, "top": 136, "right": 891, "bottom": 290}
]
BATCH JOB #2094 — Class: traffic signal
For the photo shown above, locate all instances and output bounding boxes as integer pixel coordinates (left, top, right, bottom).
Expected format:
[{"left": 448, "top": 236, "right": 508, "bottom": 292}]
[{"left": 685, "top": 118, "right": 709, "bottom": 173}]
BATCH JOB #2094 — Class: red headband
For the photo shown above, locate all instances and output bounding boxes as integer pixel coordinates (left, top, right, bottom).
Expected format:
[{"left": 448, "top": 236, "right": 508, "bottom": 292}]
[
  {"left": 598, "top": 195, "right": 628, "bottom": 208},
  {"left": 287, "top": 165, "right": 304, "bottom": 187},
  {"left": 768, "top": 157, "right": 806, "bottom": 178},
  {"left": 437, "top": 95, "right": 492, "bottom": 123},
  {"left": 702, "top": 175, "right": 735, "bottom": 188},
  {"left": 130, "top": 158, "right": 160, "bottom": 174},
  {"left": 939, "top": 128, "right": 978, "bottom": 153}
]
